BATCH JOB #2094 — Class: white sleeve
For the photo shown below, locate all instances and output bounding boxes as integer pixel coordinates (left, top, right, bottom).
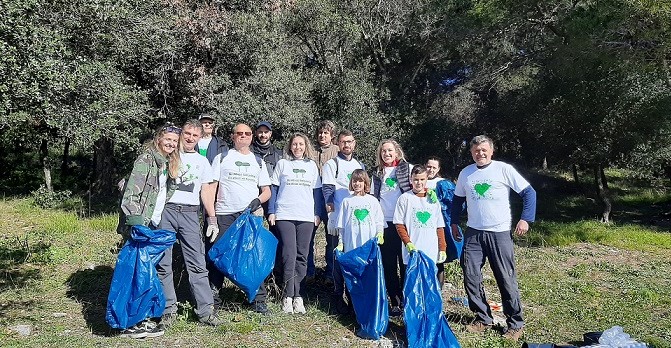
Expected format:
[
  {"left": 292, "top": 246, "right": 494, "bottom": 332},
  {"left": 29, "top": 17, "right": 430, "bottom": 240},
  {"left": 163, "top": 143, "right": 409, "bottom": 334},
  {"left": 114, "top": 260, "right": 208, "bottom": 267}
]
[
  {"left": 502, "top": 163, "right": 530, "bottom": 193},
  {"left": 270, "top": 160, "right": 282, "bottom": 186},
  {"left": 312, "top": 162, "right": 322, "bottom": 188},
  {"left": 373, "top": 198, "right": 385, "bottom": 231},
  {"left": 392, "top": 194, "right": 407, "bottom": 225},
  {"left": 435, "top": 203, "right": 445, "bottom": 228},
  {"left": 335, "top": 199, "right": 347, "bottom": 229},
  {"left": 454, "top": 170, "right": 467, "bottom": 197},
  {"left": 258, "top": 160, "right": 272, "bottom": 187},
  {"left": 211, "top": 154, "right": 222, "bottom": 182},
  {"left": 201, "top": 159, "right": 214, "bottom": 184},
  {"left": 322, "top": 160, "right": 337, "bottom": 186}
]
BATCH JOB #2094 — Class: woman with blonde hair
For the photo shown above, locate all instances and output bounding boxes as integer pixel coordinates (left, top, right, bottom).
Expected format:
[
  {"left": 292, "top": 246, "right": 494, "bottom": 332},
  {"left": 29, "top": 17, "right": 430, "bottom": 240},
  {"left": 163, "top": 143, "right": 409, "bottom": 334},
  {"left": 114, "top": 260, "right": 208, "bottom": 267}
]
[
  {"left": 116, "top": 122, "right": 181, "bottom": 339},
  {"left": 371, "top": 139, "right": 413, "bottom": 317},
  {"left": 267, "top": 133, "right": 324, "bottom": 314}
]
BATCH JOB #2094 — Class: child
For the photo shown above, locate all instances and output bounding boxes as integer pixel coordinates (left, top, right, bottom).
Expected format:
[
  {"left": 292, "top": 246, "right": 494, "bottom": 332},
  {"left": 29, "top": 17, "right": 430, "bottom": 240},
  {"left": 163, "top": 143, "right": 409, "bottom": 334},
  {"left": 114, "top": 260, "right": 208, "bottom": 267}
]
[
  {"left": 333, "top": 169, "right": 385, "bottom": 314},
  {"left": 393, "top": 165, "right": 447, "bottom": 272}
]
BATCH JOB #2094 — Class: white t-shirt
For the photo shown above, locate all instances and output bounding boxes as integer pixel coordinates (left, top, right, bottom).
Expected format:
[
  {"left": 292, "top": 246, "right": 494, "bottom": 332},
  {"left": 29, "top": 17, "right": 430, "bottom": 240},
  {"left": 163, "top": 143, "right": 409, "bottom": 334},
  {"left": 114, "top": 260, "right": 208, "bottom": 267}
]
[
  {"left": 379, "top": 164, "right": 413, "bottom": 221},
  {"left": 150, "top": 171, "right": 168, "bottom": 226},
  {"left": 321, "top": 156, "right": 365, "bottom": 215},
  {"left": 212, "top": 149, "right": 271, "bottom": 214},
  {"left": 427, "top": 177, "right": 443, "bottom": 190},
  {"left": 393, "top": 191, "right": 445, "bottom": 264},
  {"left": 168, "top": 152, "right": 214, "bottom": 205},
  {"left": 454, "top": 160, "right": 530, "bottom": 232},
  {"left": 197, "top": 137, "right": 212, "bottom": 157},
  {"left": 335, "top": 194, "right": 385, "bottom": 252},
  {"left": 271, "top": 158, "right": 322, "bottom": 222}
]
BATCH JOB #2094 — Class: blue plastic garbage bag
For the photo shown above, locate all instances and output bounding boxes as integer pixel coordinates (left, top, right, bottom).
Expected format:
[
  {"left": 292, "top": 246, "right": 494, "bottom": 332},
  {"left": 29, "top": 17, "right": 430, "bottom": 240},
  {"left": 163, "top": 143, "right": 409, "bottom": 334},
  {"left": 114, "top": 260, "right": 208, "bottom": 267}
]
[
  {"left": 106, "top": 225, "right": 176, "bottom": 329},
  {"left": 208, "top": 209, "right": 278, "bottom": 303},
  {"left": 403, "top": 251, "right": 461, "bottom": 348},
  {"left": 444, "top": 224, "right": 463, "bottom": 262},
  {"left": 335, "top": 238, "right": 389, "bottom": 340}
]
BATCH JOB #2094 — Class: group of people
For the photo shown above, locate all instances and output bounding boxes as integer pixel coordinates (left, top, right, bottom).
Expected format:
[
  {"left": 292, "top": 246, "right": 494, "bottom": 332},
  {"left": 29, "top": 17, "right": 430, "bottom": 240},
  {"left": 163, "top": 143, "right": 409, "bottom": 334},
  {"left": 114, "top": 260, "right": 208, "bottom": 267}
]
[{"left": 117, "top": 115, "right": 536, "bottom": 343}]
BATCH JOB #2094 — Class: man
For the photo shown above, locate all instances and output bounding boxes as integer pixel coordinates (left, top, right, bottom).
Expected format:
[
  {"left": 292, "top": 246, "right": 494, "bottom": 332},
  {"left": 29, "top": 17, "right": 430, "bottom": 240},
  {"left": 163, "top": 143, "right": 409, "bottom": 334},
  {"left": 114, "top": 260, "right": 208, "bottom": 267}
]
[
  {"left": 308, "top": 120, "right": 339, "bottom": 280},
  {"left": 250, "top": 120, "right": 283, "bottom": 279},
  {"left": 250, "top": 121, "right": 283, "bottom": 177},
  {"left": 195, "top": 113, "right": 229, "bottom": 164},
  {"left": 450, "top": 135, "right": 536, "bottom": 342},
  {"left": 156, "top": 119, "right": 221, "bottom": 329},
  {"left": 322, "top": 129, "right": 365, "bottom": 302},
  {"left": 209, "top": 123, "right": 272, "bottom": 314}
]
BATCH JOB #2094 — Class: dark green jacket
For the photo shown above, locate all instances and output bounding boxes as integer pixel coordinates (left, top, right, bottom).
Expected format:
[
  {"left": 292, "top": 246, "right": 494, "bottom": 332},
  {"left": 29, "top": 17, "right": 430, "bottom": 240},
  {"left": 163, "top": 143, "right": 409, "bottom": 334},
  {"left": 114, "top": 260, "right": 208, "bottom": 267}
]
[{"left": 117, "top": 149, "right": 175, "bottom": 233}]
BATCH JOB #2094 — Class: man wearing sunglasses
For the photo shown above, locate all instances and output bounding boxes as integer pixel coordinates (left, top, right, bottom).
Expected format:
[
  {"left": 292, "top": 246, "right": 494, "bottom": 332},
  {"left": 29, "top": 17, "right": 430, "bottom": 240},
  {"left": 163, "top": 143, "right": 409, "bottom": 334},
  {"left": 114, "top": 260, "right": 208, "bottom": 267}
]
[{"left": 208, "top": 123, "right": 272, "bottom": 314}]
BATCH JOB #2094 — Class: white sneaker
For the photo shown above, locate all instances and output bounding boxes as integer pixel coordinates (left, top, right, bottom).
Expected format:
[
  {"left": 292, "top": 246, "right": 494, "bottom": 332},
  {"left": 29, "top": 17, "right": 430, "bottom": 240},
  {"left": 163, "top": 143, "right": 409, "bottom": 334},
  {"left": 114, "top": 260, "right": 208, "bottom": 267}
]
[
  {"left": 282, "top": 297, "right": 294, "bottom": 314},
  {"left": 293, "top": 297, "right": 306, "bottom": 314}
]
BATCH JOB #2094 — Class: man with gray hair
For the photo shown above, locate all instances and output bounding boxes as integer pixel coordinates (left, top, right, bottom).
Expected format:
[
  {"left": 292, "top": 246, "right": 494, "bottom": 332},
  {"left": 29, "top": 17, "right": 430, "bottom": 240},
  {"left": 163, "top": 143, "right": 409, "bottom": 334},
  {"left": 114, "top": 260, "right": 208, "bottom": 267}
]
[
  {"left": 156, "top": 119, "right": 221, "bottom": 328},
  {"left": 450, "top": 135, "right": 536, "bottom": 342}
]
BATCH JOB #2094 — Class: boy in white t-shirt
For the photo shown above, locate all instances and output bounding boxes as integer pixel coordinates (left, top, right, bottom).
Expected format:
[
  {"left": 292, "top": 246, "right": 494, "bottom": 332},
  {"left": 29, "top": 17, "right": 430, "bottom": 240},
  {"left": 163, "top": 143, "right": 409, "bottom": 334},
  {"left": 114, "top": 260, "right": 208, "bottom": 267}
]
[
  {"left": 392, "top": 165, "right": 447, "bottom": 269},
  {"left": 333, "top": 169, "right": 384, "bottom": 314}
]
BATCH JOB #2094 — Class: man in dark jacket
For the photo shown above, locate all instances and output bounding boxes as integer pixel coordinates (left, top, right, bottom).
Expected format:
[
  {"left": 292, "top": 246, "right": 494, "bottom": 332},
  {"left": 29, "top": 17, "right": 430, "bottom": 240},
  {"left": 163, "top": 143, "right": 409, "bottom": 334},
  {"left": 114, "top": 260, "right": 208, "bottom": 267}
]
[
  {"left": 195, "top": 113, "right": 229, "bottom": 164},
  {"left": 250, "top": 121, "right": 284, "bottom": 281}
]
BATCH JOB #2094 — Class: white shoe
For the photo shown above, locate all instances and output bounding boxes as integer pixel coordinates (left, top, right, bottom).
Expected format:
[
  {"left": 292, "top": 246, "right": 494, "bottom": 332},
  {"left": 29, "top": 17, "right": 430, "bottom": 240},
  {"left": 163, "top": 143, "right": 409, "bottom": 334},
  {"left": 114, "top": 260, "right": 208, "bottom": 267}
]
[
  {"left": 293, "top": 297, "right": 306, "bottom": 314},
  {"left": 282, "top": 297, "right": 294, "bottom": 314}
]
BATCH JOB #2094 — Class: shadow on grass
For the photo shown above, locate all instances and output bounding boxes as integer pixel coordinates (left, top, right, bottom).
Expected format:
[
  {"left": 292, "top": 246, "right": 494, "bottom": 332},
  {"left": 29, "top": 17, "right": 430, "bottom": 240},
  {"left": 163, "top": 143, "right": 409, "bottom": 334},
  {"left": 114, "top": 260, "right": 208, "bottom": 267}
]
[
  {"left": 0, "top": 240, "right": 50, "bottom": 292},
  {"left": 65, "top": 265, "right": 114, "bottom": 336}
]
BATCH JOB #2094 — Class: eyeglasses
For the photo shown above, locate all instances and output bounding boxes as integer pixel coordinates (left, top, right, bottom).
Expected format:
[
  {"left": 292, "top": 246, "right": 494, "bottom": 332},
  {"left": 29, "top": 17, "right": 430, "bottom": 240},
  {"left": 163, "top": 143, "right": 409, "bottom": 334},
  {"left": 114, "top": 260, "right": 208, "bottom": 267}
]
[
  {"left": 339, "top": 139, "right": 355, "bottom": 144},
  {"left": 235, "top": 131, "right": 252, "bottom": 136},
  {"left": 163, "top": 125, "right": 182, "bottom": 134}
]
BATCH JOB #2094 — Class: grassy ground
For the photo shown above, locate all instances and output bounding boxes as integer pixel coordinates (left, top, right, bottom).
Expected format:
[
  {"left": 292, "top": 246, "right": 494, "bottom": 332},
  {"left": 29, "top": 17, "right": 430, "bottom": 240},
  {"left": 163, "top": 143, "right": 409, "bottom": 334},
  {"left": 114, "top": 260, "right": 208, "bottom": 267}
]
[{"left": 1, "top": 170, "right": 671, "bottom": 347}]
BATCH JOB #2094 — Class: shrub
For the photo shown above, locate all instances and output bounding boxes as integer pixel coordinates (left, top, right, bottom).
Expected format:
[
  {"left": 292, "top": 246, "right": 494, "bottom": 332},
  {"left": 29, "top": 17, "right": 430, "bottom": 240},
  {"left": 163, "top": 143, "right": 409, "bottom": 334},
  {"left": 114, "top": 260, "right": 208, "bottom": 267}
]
[{"left": 30, "top": 185, "right": 77, "bottom": 209}]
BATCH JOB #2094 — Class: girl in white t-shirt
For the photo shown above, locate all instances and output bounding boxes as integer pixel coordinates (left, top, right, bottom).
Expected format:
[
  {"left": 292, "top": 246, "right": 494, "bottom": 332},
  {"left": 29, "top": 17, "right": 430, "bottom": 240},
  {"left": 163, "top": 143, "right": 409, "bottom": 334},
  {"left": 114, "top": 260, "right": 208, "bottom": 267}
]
[
  {"left": 332, "top": 169, "right": 385, "bottom": 314},
  {"left": 267, "top": 133, "right": 323, "bottom": 315}
]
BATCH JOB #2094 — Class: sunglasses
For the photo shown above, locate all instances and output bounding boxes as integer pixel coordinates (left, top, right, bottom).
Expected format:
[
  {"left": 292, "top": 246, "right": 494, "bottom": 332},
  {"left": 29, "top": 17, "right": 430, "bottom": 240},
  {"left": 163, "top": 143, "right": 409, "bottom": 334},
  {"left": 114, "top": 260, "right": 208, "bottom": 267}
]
[
  {"left": 235, "top": 131, "right": 252, "bottom": 136},
  {"left": 163, "top": 126, "right": 182, "bottom": 134}
]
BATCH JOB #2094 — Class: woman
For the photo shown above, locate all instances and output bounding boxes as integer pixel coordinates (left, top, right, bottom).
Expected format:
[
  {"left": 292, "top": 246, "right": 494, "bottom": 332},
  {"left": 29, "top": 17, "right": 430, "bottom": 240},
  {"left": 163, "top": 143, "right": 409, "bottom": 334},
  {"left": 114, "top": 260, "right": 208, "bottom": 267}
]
[
  {"left": 425, "top": 156, "right": 463, "bottom": 287},
  {"left": 371, "top": 139, "right": 412, "bottom": 317},
  {"left": 268, "top": 133, "right": 323, "bottom": 314},
  {"left": 116, "top": 123, "right": 181, "bottom": 338}
]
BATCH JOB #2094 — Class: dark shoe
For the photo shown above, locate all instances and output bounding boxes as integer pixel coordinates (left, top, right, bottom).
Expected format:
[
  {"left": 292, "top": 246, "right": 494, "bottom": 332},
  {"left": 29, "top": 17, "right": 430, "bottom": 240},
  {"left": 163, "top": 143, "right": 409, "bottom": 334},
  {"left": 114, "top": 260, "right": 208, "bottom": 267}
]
[
  {"left": 119, "top": 320, "right": 164, "bottom": 339},
  {"left": 160, "top": 312, "right": 177, "bottom": 329},
  {"left": 333, "top": 297, "right": 349, "bottom": 315},
  {"left": 389, "top": 306, "right": 403, "bottom": 318},
  {"left": 253, "top": 301, "right": 269, "bottom": 315},
  {"left": 466, "top": 321, "right": 493, "bottom": 333},
  {"left": 198, "top": 312, "right": 222, "bottom": 326},
  {"left": 502, "top": 327, "right": 524, "bottom": 341}
]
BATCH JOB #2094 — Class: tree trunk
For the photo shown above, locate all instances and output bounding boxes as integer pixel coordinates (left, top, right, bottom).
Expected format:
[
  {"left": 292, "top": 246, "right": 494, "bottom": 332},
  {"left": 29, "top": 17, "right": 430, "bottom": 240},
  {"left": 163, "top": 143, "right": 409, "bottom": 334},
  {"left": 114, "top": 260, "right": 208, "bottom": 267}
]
[
  {"left": 572, "top": 163, "right": 583, "bottom": 193},
  {"left": 542, "top": 156, "right": 548, "bottom": 170},
  {"left": 600, "top": 165, "right": 609, "bottom": 190},
  {"left": 92, "top": 138, "right": 115, "bottom": 197},
  {"left": 40, "top": 139, "right": 53, "bottom": 192},
  {"left": 61, "top": 140, "right": 70, "bottom": 178},
  {"left": 593, "top": 163, "right": 612, "bottom": 223}
]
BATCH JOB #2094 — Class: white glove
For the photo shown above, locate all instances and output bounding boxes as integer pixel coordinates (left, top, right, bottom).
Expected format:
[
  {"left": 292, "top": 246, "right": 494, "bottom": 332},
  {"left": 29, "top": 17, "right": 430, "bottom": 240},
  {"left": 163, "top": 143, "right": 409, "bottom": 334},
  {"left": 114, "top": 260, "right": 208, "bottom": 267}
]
[{"left": 205, "top": 216, "right": 219, "bottom": 243}]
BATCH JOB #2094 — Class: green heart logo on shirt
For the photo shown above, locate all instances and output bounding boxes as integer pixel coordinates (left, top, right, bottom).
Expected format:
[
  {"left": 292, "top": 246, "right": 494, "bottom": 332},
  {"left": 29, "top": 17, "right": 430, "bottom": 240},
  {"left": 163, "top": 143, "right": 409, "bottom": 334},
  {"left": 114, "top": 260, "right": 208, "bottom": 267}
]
[
  {"left": 354, "top": 209, "right": 369, "bottom": 221},
  {"left": 385, "top": 177, "right": 397, "bottom": 188},
  {"left": 416, "top": 211, "right": 431, "bottom": 224},
  {"left": 474, "top": 183, "right": 491, "bottom": 197},
  {"left": 347, "top": 173, "right": 352, "bottom": 180}
]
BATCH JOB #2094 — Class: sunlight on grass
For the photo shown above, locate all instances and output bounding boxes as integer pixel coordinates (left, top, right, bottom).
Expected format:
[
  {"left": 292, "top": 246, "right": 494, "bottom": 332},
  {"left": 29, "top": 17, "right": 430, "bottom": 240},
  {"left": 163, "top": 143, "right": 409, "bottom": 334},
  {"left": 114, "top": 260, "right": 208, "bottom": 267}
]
[{"left": 526, "top": 220, "right": 671, "bottom": 252}]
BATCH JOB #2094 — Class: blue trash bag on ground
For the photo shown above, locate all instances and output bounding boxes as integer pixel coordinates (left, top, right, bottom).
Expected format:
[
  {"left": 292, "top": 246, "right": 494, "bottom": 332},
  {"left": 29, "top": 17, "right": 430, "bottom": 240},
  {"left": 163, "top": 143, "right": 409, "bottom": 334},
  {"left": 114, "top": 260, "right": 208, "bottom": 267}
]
[
  {"left": 208, "top": 209, "right": 278, "bottom": 303},
  {"left": 335, "top": 238, "right": 389, "bottom": 340},
  {"left": 403, "top": 251, "right": 461, "bottom": 348},
  {"left": 106, "top": 225, "right": 176, "bottom": 329}
]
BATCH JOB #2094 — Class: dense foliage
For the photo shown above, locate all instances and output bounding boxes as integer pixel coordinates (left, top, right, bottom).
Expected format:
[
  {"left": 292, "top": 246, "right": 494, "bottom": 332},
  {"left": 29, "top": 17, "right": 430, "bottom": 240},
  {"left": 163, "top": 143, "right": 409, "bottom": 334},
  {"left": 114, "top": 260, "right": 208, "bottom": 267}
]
[{"left": 1, "top": 0, "right": 670, "bottom": 218}]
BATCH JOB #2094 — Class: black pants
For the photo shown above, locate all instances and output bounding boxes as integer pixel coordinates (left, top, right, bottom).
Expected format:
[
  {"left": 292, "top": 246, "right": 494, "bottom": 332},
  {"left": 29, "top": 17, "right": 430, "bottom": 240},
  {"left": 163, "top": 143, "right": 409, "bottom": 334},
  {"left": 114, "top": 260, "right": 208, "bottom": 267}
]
[
  {"left": 206, "top": 212, "right": 267, "bottom": 303},
  {"left": 379, "top": 223, "right": 405, "bottom": 307},
  {"left": 276, "top": 220, "right": 313, "bottom": 298}
]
